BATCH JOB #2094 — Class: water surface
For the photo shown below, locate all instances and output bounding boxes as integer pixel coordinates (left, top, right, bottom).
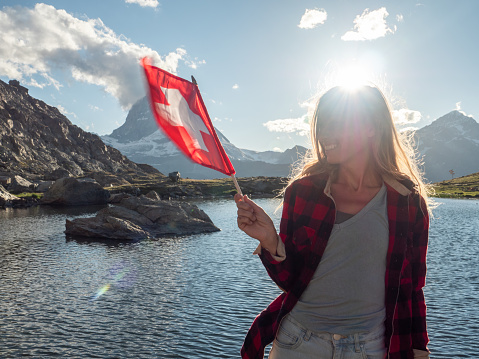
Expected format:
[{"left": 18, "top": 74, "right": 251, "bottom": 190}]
[{"left": 0, "top": 198, "right": 478, "bottom": 358}]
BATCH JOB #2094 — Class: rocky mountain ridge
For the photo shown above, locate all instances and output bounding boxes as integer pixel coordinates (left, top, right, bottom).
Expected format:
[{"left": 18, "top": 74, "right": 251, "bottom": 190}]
[
  {"left": 1, "top": 79, "right": 477, "bottom": 186},
  {"left": 415, "top": 110, "right": 479, "bottom": 182},
  {"left": 0, "top": 79, "right": 160, "bottom": 183}
]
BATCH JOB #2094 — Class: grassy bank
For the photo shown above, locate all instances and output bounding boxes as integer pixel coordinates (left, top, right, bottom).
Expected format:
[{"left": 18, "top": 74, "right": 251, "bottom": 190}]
[
  {"left": 432, "top": 172, "right": 479, "bottom": 198},
  {"left": 108, "top": 175, "right": 287, "bottom": 199},
  {"left": 109, "top": 177, "right": 238, "bottom": 197},
  {"left": 11, "top": 172, "right": 479, "bottom": 201}
]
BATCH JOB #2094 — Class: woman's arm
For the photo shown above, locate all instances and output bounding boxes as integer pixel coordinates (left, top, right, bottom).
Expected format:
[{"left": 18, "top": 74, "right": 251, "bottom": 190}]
[{"left": 235, "top": 184, "right": 298, "bottom": 291}]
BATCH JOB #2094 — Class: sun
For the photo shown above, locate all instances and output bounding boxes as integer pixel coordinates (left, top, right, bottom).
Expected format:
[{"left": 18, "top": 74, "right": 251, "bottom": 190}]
[{"left": 336, "top": 64, "right": 372, "bottom": 90}]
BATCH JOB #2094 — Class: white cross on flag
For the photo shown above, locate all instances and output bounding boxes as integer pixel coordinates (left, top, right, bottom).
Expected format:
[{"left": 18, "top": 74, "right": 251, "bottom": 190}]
[{"left": 141, "top": 57, "right": 235, "bottom": 176}]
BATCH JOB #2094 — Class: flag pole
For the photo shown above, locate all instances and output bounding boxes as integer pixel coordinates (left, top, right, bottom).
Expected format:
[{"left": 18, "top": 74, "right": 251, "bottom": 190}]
[
  {"left": 231, "top": 174, "right": 243, "bottom": 196},
  {"left": 190, "top": 74, "right": 241, "bottom": 196}
]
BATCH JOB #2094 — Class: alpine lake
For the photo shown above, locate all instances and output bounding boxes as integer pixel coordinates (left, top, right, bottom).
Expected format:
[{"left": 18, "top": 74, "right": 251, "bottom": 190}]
[{"left": 1, "top": 197, "right": 478, "bottom": 358}]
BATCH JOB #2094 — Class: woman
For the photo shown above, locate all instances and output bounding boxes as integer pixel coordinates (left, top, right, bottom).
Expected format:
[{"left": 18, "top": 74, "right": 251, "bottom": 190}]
[{"left": 235, "top": 85, "right": 431, "bottom": 359}]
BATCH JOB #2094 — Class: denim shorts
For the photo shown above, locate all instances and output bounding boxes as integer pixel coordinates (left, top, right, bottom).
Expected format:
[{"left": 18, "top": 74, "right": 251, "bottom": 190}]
[{"left": 269, "top": 314, "right": 386, "bottom": 359}]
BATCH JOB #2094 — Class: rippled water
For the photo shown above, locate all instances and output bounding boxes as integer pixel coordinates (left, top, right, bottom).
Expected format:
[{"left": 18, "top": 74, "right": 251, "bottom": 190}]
[{"left": 0, "top": 198, "right": 478, "bottom": 358}]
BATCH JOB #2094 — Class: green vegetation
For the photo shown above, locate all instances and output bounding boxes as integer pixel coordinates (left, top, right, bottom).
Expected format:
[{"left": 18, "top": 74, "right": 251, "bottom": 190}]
[
  {"left": 432, "top": 172, "right": 479, "bottom": 198},
  {"left": 14, "top": 192, "right": 43, "bottom": 199}
]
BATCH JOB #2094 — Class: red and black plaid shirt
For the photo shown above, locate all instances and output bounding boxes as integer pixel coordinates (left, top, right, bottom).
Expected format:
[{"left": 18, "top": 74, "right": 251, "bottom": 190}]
[{"left": 241, "top": 173, "right": 429, "bottom": 359}]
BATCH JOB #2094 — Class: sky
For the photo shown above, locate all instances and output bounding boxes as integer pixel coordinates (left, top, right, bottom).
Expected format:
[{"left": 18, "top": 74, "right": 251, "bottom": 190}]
[{"left": 1, "top": 0, "right": 478, "bottom": 152}]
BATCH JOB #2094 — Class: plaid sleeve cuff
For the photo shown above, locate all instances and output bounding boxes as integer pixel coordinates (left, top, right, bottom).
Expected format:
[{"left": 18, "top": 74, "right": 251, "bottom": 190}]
[{"left": 252, "top": 235, "right": 286, "bottom": 262}]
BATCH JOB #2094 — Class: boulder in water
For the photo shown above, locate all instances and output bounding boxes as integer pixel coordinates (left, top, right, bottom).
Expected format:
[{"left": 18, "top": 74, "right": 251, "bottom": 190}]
[{"left": 65, "top": 194, "right": 219, "bottom": 240}]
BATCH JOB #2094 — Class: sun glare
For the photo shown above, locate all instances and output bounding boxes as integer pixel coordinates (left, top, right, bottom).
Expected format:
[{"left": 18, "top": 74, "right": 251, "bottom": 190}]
[{"left": 336, "top": 64, "right": 371, "bottom": 90}]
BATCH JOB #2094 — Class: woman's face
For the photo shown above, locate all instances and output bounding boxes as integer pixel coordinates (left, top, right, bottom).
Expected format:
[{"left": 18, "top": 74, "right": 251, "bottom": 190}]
[{"left": 317, "top": 114, "right": 374, "bottom": 165}]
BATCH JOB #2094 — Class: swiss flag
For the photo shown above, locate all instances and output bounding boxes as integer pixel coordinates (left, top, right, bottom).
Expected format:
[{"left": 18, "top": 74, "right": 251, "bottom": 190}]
[{"left": 141, "top": 57, "right": 235, "bottom": 176}]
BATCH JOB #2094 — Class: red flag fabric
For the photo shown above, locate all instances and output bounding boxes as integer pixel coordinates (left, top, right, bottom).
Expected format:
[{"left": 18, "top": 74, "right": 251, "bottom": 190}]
[{"left": 141, "top": 57, "right": 235, "bottom": 176}]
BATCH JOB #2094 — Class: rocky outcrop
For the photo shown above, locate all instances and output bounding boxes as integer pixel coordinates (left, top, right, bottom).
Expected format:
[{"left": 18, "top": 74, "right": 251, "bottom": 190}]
[
  {"left": 0, "top": 184, "right": 39, "bottom": 208},
  {"left": 7, "top": 175, "right": 34, "bottom": 194},
  {"left": 0, "top": 79, "right": 164, "bottom": 181},
  {"left": 0, "top": 184, "right": 18, "bottom": 207},
  {"left": 82, "top": 171, "right": 131, "bottom": 187},
  {"left": 65, "top": 192, "right": 220, "bottom": 240},
  {"left": 35, "top": 181, "right": 54, "bottom": 193},
  {"left": 42, "top": 177, "right": 110, "bottom": 205}
]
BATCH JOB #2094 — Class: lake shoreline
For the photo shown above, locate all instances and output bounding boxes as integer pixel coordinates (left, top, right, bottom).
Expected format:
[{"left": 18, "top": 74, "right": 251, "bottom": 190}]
[
  {"left": 1, "top": 175, "right": 288, "bottom": 209},
  {"left": 3, "top": 173, "right": 479, "bottom": 210}
]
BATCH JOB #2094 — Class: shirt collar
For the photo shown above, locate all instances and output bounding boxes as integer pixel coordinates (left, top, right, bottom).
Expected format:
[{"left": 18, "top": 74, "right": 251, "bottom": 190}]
[{"left": 322, "top": 174, "right": 412, "bottom": 197}]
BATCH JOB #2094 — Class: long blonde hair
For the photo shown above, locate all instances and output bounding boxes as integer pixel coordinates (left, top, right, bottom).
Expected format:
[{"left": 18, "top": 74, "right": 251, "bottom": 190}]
[{"left": 285, "top": 85, "right": 432, "bottom": 211}]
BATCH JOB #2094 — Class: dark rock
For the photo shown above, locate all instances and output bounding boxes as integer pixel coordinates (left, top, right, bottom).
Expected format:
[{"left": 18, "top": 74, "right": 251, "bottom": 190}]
[
  {"left": 8, "top": 80, "right": 28, "bottom": 94},
  {"left": 109, "top": 192, "right": 131, "bottom": 204},
  {"left": 35, "top": 180, "right": 54, "bottom": 193},
  {"left": 45, "top": 168, "right": 73, "bottom": 181},
  {"left": 66, "top": 215, "right": 151, "bottom": 241},
  {"left": 0, "top": 79, "right": 165, "bottom": 181},
  {"left": 0, "top": 176, "right": 11, "bottom": 187},
  {"left": 42, "top": 177, "right": 110, "bottom": 205},
  {"left": 145, "top": 190, "right": 161, "bottom": 200},
  {"left": 83, "top": 171, "right": 130, "bottom": 187},
  {"left": 65, "top": 194, "right": 219, "bottom": 240},
  {"left": 7, "top": 175, "right": 33, "bottom": 194}
]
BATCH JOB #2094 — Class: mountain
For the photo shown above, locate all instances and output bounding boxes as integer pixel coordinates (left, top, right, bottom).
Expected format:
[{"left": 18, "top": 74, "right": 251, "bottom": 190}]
[
  {"left": 415, "top": 110, "right": 479, "bottom": 183},
  {"left": 4, "top": 78, "right": 470, "bottom": 184},
  {"left": 0, "top": 80, "right": 159, "bottom": 181},
  {"left": 102, "top": 97, "right": 308, "bottom": 179},
  {"left": 104, "top": 97, "right": 479, "bottom": 182}
]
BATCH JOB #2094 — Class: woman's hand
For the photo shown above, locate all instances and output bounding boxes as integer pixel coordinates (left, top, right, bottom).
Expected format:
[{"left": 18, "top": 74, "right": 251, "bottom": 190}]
[{"left": 234, "top": 194, "right": 278, "bottom": 254}]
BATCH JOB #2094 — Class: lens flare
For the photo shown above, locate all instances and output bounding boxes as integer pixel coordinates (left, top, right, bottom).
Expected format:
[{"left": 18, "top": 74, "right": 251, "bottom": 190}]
[
  {"left": 90, "top": 262, "right": 136, "bottom": 301},
  {"left": 92, "top": 283, "right": 111, "bottom": 301}
]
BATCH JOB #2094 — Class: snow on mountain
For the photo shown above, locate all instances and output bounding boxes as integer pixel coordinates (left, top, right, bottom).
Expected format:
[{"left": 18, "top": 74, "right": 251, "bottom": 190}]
[
  {"left": 415, "top": 110, "right": 479, "bottom": 182},
  {"left": 102, "top": 97, "right": 479, "bottom": 182},
  {"left": 102, "top": 96, "right": 307, "bottom": 179}
]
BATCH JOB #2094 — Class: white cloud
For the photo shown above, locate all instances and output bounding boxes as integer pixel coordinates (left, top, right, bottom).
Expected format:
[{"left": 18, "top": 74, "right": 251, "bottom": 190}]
[
  {"left": 0, "top": 3, "right": 192, "bottom": 109},
  {"left": 396, "top": 14, "right": 404, "bottom": 22},
  {"left": 186, "top": 58, "right": 206, "bottom": 69},
  {"left": 232, "top": 84, "right": 239, "bottom": 90},
  {"left": 392, "top": 108, "right": 422, "bottom": 125},
  {"left": 57, "top": 104, "right": 77, "bottom": 118},
  {"left": 273, "top": 147, "right": 282, "bottom": 152},
  {"left": 298, "top": 8, "right": 327, "bottom": 29},
  {"left": 125, "top": 0, "right": 159, "bottom": 8},
  {"left": 263, "top": 115, "right": 310, "bottom": 136},
  {"left": 399, "top": 126, "right": 419, "bottom": 133},
  {"left": 89, "top": 104, "right": 102, "bottom": 111},
  {"left": 454, "top": 101, "right": 474, "bottom": 118},
  {"left": 341, "top": 7, "right": 395, "bottom": 41}
]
